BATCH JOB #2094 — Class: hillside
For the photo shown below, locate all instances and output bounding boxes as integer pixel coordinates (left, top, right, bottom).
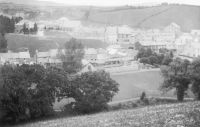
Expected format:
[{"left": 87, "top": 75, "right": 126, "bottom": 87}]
[
  {"left": 12, "top": 101, "right": 200, "bottom": 127},
  {"left": 86, "top": 4, "right": 200, "bottom": 32},
  {"left": 0, "top": 2, "right": 199, "bottom": 31}
]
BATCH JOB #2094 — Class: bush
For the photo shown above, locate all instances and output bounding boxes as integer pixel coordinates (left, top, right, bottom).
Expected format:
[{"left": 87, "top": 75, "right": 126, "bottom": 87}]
[
  {"left": 140, "top": 91, "right": 146, "bottom": 101},
  {"left": 0, "top": 65, "right": 66, "bottom": 122},
  {"left": 138, "top": 92, "right": 149, "bottom": 105},
  {"left": 69, "top": 70, "right": 119, "bottom": 113},
  {"left": 139, "top": 57, "right": 150, "bottom": 64},
  {"left": 149, "top": 55, "right": 158, "bottom": 65},
  {"left": 162, "top": 55, "right": 172, "bottom": 65}
]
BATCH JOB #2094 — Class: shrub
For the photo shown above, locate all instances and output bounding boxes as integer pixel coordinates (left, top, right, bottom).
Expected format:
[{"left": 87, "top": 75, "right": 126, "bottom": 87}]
[
  {"left": 139, "top": 57, "right": 150, "bottom": 64},
  {"left": 138, "top": 92, "right": 149, "bottom": 105},
  {"left": 69, "top": 70, "right": 119, "bottom": 113},
  {"left": 149, "top": 55, "right": 158, "bottom": 65},
  {"left": 140, "top": 91, "right": 146, "bottom": 101},
  {"left": 162, "top": 55, "right": 172, "bottom": 65}
]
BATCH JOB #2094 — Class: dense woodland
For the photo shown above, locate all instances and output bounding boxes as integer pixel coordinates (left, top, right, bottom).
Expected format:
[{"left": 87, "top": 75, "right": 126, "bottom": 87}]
[{"left": 0, "top": 15, "right": 22, "bottom": 34}]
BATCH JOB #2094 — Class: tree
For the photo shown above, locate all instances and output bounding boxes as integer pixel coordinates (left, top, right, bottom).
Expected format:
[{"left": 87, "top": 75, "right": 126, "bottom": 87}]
[
  {"left": 33, "top": 23, "right": 38, "bottom": 33},
  {"left": 0, "top": 65, "right": 65, "bottom": 122},
  {"left": 0, "top": 15, "right": 22, "bottom": 34},
  {"left": 136, "top": 48, "right": 153, "bottom": 59},
  {"left": 161, "top": 58, "right": 191, "bottom": 101},
  {"left": 190, "top": 58, "right": 200, "bottom": 100},
  {"left": 157, "top": 54, "right": 165, "bottom": 65},
  {"left": 159, "top": 48, "right": 168, "bottom": 54},
  {"left": 139, "top": 57, "right": 150, "bottom": 64},
  {"left": 137, "top": 48, "right": 146, "bottom": 59},
  {"left": 9, "top": 17, "right": 15, "bottom": 33},
  {"left": 162, "top": 55, "right": 173, "bottom": 65},
  {"left": 0, "top": 33, "right": 7, "bottom": 53},
  {"left": 22, "top": 23, "right": 29, "bottom": 34},
  {"left": 60, "top": 38, "right": 85, "bottom": 74},
  {"left": 144, "top": 48, "right": 153, "bottom": 57},
  {"left": 169, "top": 51, "right": 174, "bottom": 58},
  {"left": 149, "top": 55, "right": 158, "bottom": 65},
  {"left": 69, "top": 70, "right": 119, "bottom": 113},
  {"left": 134, "top": 42, "right": 143, "bottom": 50}
]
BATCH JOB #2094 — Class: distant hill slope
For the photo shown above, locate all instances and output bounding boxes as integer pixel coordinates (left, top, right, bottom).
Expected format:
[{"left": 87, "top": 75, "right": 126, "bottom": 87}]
[
  {"left": 87, "top": 5, "right": 200, "bottom": 32},
  {"left": 0, "top": 3, "right": 199, "bottom": 31},
  {"left": 14, "top": 101, "right": 200, "bottom": 127}
]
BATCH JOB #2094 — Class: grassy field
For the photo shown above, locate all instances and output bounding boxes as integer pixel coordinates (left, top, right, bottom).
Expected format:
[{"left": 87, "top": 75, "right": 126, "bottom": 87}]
[
  {"left": 6, "top": 33, "right": 107, "bottom": 56},
  {"left": 110, "top": 69, "right": 174, "bottom": 101},
  {"left": 53, "top": 69, "right": 177, "bottom": 110},
  {"left": 53, "top": 69, "right": 168, "bottom": 110},
  {"left": 12, "top": 101, "right": 200, "bottom": 127}
]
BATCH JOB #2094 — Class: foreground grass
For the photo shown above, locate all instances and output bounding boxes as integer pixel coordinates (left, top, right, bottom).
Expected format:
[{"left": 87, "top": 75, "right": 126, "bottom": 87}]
[{"left": 13, "top": 101, "right": 200, "bottom": 127}]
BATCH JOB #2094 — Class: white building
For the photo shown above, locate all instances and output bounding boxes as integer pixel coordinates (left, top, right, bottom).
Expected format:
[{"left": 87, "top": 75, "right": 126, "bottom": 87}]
[
  {"left": 35, "top": 49, "right": 62, "bottom": 65},
  {"left": 180, "top": 37, "right": 200, "bottom": 58},
  {"left": 117, "top": 25, "right": 133, "bottom": 44},
  {"left": 175, "top": 33, "right": 193, "bottom": 54},
  {"left": 0, "top": 51, "right": 31, "bottom": 65},
  {"left": 191, "top": 30, "right": 200, "bottom": 36},
  {"left": 84, "top": 48, "right": 98, "bottom": 62},
  {"left": 141, "top": 41, "right": 167, "bottom": 52},
  {"left": 164, "top": 22, "right": 181, "bottom": 34},
  {"left": 79, "top": 59, "right": 96, "bottom": 73},
  {"left": 105, "top": 26, "right": 118, "bottom": 44},
  {"left": 105, "top": 25, "right": 134, "bottom": 44}
]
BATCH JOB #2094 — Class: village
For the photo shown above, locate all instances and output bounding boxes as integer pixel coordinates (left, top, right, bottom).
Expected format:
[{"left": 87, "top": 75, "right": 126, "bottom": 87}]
[{"left": 0, "top": 16, "right": 200, "bottom": 73}]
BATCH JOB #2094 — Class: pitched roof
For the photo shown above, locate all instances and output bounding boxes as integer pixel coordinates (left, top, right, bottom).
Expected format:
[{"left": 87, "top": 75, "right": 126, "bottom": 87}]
[
  {"left": 85, "top": 48, "right": 97, "bottom": 55},
  {"left": 37, "top": 52, "right": 50, "bottom": 58},
  {"left": 0, "top": 52, "right": 30, "bottom": 59}
]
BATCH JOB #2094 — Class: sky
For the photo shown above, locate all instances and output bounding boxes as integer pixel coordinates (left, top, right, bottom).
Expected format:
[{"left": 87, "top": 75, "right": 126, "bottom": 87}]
[{"left": 37, "top": 0, "right": 200, "bottom": 6}]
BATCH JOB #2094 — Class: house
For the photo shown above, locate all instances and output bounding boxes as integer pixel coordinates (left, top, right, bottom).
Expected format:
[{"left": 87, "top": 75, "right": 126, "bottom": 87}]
[
  {"left": 35, "top": 49, "right": 62, "bottom": 66},
  {"left": 117, "top": 25, "right": 133, "bottom": 44},
  {"left": 180, "top": 40, "right": 200, "bottom": 58},
  {"left": 84, "top": 48, "right": 98, "bottom": 62},
  {"left": 164, "top": 22, "right": 181, "bottom": 34},
  {"left": 36, "top": 49, "right": 97, "bottom": 71},
  {"left": 36, "top": 51, "right": 50, "bottom": 64},
  {"left": 191, "top": 30, "right": 200, "bottom": 36},
  {"left": 175, "top": 33, "right": 193, "bottom": 54},
  {"left": 15, "top": 12, "right": 25, "bottom": 18},
  {"left": 15, "top": 20, "right": 35, "bottom": 33},
  {"left": 80, "top": 59, "right": 96, "bottom": 73},
  {"left": 141, "top": 41, "right": 167, "bottom": 52},
  {"left": 105, "top": 25, "right": 134, "bottom": 44},
  {"left": 105, "top": 26, "right": 118, "bottom": 44},
  {"left": 0, "top": 51, "right": 31, "bottom": 65}
]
